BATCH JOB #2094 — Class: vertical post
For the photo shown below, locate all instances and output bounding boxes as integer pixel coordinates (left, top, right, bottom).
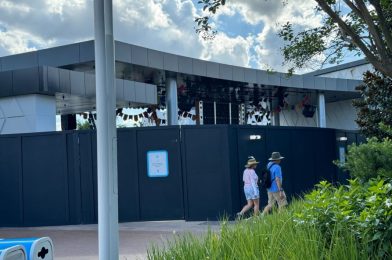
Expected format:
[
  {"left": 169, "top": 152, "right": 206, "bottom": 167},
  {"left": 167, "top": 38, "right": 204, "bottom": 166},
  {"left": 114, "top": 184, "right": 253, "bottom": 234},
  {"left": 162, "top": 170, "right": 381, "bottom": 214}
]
[
  {"left": 318, "top": 92, "right": 326, "bottom": 128},
  {"left": 229, "top": 102, "right": 232, "bottom": 125},
  {"left": 198, "top": 101, "right": 204, "bottom": 125},
  {"left": 166, "top": 78, "right": 178, "bottom": 125},
  {"left": 239, "top": 104, "right": 246, "bottom": 125},
  {"left": 273, "top": 111, "right": 280, "bottom": 126},
  {"left": 94, "top": 1, "right": 119, "bottom": 260},
  {"left": 213, "top": 101, "right": 217, "bottom": 125}
]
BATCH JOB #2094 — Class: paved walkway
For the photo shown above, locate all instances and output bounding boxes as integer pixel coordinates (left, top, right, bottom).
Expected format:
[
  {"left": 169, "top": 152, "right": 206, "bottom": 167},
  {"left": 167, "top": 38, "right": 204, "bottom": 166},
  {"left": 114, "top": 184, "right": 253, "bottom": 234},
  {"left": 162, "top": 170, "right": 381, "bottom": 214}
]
[{"left": 0, "top": 221, "right": 220, "bottom": 260}]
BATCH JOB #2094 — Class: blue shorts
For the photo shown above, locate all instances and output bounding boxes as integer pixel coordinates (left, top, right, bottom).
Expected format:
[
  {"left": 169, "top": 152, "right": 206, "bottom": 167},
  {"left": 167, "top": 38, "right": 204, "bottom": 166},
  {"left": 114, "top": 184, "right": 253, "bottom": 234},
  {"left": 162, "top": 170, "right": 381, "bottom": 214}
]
[{"left": 244, "top": 186, "right": 259, "bottom": 200}]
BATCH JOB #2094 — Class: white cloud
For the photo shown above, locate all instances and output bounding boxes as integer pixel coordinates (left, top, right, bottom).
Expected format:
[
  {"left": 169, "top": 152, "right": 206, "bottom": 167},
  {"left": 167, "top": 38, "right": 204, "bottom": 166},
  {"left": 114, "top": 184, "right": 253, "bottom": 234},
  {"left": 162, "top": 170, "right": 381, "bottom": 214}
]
[{"left": 0, "top": 0, "right": 324, "bottom": 72}]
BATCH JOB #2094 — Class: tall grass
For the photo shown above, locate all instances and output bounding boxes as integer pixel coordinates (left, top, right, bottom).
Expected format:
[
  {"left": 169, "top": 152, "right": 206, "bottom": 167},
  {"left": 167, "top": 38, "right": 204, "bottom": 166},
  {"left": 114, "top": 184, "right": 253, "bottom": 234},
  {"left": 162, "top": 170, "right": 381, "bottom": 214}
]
[{"left": 147, "top": 201, "right": 368, "bottom": 260}]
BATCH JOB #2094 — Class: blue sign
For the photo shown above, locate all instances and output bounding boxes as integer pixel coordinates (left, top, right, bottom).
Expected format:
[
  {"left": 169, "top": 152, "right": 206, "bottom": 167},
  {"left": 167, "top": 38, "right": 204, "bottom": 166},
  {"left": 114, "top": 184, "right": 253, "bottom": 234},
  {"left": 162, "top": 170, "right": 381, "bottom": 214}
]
[{"left": 147, "top": 150, "right": 169, "bottom": 177}]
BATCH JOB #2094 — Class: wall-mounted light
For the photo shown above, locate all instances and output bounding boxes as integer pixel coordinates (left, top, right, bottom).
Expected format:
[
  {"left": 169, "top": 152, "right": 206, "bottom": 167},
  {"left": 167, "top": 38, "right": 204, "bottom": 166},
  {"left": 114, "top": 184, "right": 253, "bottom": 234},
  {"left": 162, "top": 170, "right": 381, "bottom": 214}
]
[
  {"left": 250, "top": 135, "right": 262, "bottom": 140},
  {"left": 337, "top": 137, "right": 348, "bottom": 141}
]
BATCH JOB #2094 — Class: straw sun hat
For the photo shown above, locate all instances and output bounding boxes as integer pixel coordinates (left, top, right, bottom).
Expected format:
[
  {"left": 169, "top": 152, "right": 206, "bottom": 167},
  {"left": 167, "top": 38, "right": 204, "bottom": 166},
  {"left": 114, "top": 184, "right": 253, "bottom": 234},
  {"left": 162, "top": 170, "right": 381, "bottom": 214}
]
[{"left": 245, "top": 156, "right": 259, "bottom": 168}]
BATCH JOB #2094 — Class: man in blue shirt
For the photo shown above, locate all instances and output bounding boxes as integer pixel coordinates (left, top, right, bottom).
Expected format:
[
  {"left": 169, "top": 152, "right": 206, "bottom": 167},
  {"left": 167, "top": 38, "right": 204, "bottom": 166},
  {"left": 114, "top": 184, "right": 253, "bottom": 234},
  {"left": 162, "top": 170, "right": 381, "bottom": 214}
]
[{"left": 262, "top": 152, "right": 288, "bottom": 214}]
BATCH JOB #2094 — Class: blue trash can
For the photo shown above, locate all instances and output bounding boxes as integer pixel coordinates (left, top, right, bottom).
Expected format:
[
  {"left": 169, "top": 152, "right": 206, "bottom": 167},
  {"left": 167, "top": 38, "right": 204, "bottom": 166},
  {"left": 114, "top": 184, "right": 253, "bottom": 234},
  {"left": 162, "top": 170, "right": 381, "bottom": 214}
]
[
  {"left": 0, "top": 237, "right": 53, "bottom": 260},
  {"left": 0, "top": 245, "right": 26, "bottom": 260}
]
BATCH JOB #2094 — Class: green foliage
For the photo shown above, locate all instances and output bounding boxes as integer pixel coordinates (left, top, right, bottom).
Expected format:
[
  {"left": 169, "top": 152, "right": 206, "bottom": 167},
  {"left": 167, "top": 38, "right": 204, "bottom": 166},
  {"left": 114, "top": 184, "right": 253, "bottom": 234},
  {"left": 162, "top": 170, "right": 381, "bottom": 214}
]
[
  {"left": 76, "top": 120, "right": 91, "bottom": 130},
  {"left": 295, "top": 179, "right": 392, "bottom": 258},
  {"left": 341, "top": 138, "right": 392, "bottom": 181},
  {"left": 195, "top": 0, "right": 392, "bottom": 77},
  {"left": 353, "top": 72, "right": 392, "bottom": 140},
  {"left": 148, "top": 201, "right": 368, "bottom": 260}
]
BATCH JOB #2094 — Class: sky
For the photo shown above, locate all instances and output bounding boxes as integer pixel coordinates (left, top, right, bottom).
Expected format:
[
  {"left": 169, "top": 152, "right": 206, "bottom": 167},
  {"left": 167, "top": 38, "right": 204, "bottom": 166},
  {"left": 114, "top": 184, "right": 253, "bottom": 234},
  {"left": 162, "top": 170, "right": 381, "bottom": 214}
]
[{"left": 0, "top": 0, "right": 346, "bottom": 73}]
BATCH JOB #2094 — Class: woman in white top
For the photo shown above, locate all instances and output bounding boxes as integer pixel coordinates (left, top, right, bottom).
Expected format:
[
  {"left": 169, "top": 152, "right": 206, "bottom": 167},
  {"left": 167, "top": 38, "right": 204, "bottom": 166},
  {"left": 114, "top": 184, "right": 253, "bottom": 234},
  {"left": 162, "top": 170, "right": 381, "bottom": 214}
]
[{"left": 237, "top": 156, "right": 260, "bottom": 217}]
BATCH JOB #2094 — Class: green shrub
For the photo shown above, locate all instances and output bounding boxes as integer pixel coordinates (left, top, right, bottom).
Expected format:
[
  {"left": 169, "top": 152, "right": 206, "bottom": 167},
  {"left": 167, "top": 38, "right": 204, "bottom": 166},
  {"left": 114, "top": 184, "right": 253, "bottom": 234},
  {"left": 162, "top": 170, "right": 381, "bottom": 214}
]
[
  {"left": 295, "top": 178, "right": 392, "bottom": 258},
  {"left": 148, "top": 201, "right": 369, "bottom": 260},
  {"left": 342, "top": 138, "right": 392, "bottom": 181}
]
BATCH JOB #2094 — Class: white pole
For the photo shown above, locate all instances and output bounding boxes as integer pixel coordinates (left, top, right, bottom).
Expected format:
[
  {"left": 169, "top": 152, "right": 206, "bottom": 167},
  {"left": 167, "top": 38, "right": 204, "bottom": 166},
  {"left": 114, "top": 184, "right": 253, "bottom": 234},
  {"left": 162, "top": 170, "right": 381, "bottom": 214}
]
[
  {"left": 214, "top": 101, "right": 217, "bottom": 125},
  {"left": 229, "top": 102, "right": 232, "bottom": 125},
  {"left": 166, "top": 78, "right": 178, "bottom": 125},
  {"left": 94, "top": 1, "right": 119, "bottom": 260},
  {"left": 318, "top": 92, "right": 326, "bottom": 128}
]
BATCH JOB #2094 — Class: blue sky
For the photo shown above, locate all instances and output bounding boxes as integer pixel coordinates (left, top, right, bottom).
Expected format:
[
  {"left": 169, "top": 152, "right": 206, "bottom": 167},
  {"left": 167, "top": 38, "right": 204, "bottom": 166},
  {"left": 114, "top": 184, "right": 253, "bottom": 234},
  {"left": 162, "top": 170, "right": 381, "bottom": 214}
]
[{"left": 0, "top": 0, "right": 360, "bottom": 73}]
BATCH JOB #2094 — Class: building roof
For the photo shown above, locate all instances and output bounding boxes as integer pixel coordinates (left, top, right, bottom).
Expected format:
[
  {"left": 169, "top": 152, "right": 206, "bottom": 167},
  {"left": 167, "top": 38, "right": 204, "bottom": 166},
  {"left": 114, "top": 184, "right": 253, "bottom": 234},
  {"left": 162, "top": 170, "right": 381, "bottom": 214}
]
[{"left": 304, "top": 59, "right": 369, "bottom": 77}]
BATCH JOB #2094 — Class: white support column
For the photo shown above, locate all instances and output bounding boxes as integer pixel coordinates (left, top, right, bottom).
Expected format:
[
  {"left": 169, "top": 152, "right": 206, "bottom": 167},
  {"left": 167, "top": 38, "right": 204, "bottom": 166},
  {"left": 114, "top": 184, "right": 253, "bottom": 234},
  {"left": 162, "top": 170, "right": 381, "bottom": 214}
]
[
  {"left": 0, "top": 95, "right": 56, "bottom": 134},
  {"left": 166, "top": 78, "right": 178, "bottom": 125},
  {"left": 198, "top": 101, "right": 204, "bottom": 125},
  {"left": 239, "top": 104, "right": 246, "bottom": 125},
  {"left": 229, "top": 102, "right": 232, "bottom": 125},
  {"left": 318, "top": 92, "right": 326, "bottom": 128},
  {"left": 213, "top": 101, "right": 217, "bottom": 125},
  {"left": 94, "top": 1, "right": 119, "bottom": 260}
]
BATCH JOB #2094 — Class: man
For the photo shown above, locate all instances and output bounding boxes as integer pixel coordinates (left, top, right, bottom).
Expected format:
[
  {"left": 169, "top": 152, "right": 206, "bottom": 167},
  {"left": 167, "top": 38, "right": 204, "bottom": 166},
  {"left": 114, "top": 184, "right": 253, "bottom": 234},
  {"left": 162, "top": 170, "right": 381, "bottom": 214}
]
[{"left": 262, "top": 152, "right": 288, "bottom": 214}]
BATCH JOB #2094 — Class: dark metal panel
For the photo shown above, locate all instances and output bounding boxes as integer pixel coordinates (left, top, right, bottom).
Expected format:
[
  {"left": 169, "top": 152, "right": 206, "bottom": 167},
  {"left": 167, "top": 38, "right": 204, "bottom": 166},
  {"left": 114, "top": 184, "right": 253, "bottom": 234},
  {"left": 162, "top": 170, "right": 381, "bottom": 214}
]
[
  {"left": 216, "top": 102, "right": 230, "bottom": 124},
  {"left": 315, "top": 77, "right": 326, "bottom": 90},
  {"left": 265, "top": 128, "right": 294, "bottom": 199},
  {"left": 132, "top": 46, "right": 148, "bottom": 67},
  {"left": 192, "top": 59, "right": 207, "bottom": 76},
  {"left": 135, "top": 82, "right": 146, "bottom": 103},
  {"left": 244, "top": 68, "right": 257, "bottom": 83},
  {"left": 116, "top": 79, "right": 124, "bottom": 100},
  {"left": 325, "top": 78, "right": 337, "bottom": 91},
  {"left": 178, "top": 56, "right": 193, "bottom": 74},
  {"left": 70, "top": 71, "right": 85, "bottom": 96},
  {"left": 183, "top": 126, "right": 232, "bottom": 220},
  {"left": 12, "top": 67, "right": 40, "bottom": 95},
  {"left": 117, "top": 129, "right": 140, "bottom": 222},
  {"left": 137, "top": 128, "right": 184, "bottom": 220},
  {"left": 145, "top": 83, "right": 157, "bottom": 104},
  {"left": 78, "top": 132, "right": 96, "bottom": 224},
  {"left": 163, "top": 53, "right": 178, "bottom": 72},
  {"left": 303, "top": 76, "right": 315, "bottom": 89},
  {"left": 124, "top": 80, "right": 136, "bottom": 101},
  {"left": 0, "top": 71, "right": 13, "bottom": 97},
  {"left": 236, "top": 127, "right": 268, "bottom": 208},
  {"left": 115, "top": 41, "right": 132, "bottom": 63},
  {"left": 47, "top": 67, "right": 60, "bottom": 93},
  {"left": 85, "top": 73, "right": 96, "bottom": 97},
  {"left": 337, "top": 78, "right": 348, "bottom": 91},
  {"left": 66, "top": 133, "right": 82, "bottom": 224},
  {"left": 38, "top": 43, "right": 80, "bottom": 67},
  {"left": 256, "top": 70, "right": 268, "bottom": 85},
  {"left": 219, "top": 64, "right": 233, "bottom": 80},
  {"left": 22, "top": 134, "right": 69, "bottom": 226},
  {"left": 59, "top": 69, "right": 71, "bottom": 94},
  {"left": 267, "top": 72, "right": 281, "bottom": 86},
  {"left": 148, "top": 50, "right": 164, "bottom": 70},
  {"left": 2, "top": 52, "right": 38, "bottom": 71},
  {"left": 79, "top": 41, "right": 95, "bottom": 63},
  {"left": 206, "top": 62, "right": 219, "bottom": 78},
  {"left": 232, "top": 66, "right": 245, "bottom": 82},
  {"left": 0, "top": 137, "right": 23, "bottom": 227}
]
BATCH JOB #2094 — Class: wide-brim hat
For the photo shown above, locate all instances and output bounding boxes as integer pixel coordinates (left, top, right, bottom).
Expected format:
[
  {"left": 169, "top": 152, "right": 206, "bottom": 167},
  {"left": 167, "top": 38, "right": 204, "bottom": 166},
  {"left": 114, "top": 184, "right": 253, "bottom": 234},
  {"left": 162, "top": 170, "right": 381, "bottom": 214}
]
[
  {"left": 245, "top": 157, "right": 259, "bottom": 167},
  {"left": 269, "top": 152, "right": 285, "bottom": 161}
]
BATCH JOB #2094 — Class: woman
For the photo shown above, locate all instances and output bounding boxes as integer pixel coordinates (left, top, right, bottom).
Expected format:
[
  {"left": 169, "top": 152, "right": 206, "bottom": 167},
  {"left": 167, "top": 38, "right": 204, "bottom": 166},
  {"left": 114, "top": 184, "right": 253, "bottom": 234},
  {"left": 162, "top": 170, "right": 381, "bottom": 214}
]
[{"left": 237, "top": 156, "right": 260, "bottom": 218}]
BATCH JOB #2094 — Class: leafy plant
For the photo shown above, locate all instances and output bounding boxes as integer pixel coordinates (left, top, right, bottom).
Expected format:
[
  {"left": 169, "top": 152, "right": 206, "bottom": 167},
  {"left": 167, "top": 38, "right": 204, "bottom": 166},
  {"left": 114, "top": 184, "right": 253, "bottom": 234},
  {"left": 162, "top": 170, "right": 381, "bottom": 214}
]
[
  {"left": 295, "top": 178, "right": 392, "bottom": 258},
  {"left": 340, "top": 137, "right": 392, "bottom": 181}
]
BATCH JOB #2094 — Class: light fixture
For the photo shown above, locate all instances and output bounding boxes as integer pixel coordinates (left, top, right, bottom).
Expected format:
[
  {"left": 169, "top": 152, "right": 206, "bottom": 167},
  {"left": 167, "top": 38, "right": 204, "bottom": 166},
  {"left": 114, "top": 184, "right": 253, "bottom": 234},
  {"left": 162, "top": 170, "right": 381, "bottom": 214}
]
[
  {"left": 250, "top": 135, "right": 262, "bottom": 140},
  {"left": 337, "top": 137, "right": 348, "bottom": 141}
]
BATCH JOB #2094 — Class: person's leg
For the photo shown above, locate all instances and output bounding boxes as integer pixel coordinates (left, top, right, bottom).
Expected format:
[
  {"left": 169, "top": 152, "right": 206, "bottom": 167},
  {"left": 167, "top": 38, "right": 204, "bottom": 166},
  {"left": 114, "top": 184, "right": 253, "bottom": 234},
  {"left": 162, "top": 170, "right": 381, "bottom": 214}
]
[
  {"left": 253, "top": 198, "right": 260, "bottom": 215},
  {"left": 262, "top": 192, "right": 276, "bottom": 215},
  {"left": 277, "top": 191, "right": 288, "bottom": 211},
  {"left": 239, "top": 200, "right": 254, "bottom": 215}
]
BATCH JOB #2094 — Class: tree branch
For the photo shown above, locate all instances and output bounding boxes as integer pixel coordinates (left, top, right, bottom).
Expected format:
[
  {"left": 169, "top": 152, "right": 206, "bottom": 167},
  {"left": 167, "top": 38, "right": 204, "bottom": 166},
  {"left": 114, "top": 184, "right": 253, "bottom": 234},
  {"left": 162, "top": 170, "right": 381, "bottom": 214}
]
[
  {"left": 315, "top": 0, "right": 385, "bottom": 73},
  {"left": 369, "top": 0, "right": 392, "bottom": 56},
  {"left": 353, "top": 0, "right": 388, "bottom": 59}
]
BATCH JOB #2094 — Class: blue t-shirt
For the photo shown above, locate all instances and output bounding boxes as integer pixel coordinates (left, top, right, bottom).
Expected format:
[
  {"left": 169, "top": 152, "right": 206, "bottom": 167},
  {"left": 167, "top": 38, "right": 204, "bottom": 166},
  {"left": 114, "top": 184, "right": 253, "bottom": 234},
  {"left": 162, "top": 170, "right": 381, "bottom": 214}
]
[{"left": 267, "top": 162, "right": 283, "bottom": 193}]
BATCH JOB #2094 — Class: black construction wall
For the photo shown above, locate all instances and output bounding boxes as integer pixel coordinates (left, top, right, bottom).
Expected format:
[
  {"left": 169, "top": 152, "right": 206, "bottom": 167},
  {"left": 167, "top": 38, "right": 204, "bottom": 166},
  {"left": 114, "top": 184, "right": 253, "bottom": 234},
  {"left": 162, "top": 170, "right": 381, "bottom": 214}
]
[{"left": 0, "top": 126, "right": 361, "bottom": 227}]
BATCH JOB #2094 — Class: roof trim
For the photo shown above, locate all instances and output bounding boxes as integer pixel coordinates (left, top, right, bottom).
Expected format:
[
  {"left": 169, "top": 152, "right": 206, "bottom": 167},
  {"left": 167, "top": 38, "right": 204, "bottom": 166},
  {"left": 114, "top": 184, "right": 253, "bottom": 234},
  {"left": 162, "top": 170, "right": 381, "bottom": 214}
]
[{"left": 304, "top": 59, "right": 369, "bottom": 76}]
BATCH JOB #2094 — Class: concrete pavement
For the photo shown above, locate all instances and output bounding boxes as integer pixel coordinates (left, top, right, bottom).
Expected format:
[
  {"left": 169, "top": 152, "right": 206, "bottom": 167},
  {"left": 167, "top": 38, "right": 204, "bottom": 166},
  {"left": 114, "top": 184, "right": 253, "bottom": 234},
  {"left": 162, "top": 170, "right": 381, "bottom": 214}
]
[{"left": 0, "top": 221, "right": 221, "bottom": 260}]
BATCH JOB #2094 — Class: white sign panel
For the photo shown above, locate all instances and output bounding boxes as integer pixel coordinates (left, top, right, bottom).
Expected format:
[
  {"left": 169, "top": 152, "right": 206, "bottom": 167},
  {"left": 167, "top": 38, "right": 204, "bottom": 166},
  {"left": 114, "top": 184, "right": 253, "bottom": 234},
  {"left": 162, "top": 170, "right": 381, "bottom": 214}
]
[{"left": 147, "top": 150, "right": 169, "bottom": 177}]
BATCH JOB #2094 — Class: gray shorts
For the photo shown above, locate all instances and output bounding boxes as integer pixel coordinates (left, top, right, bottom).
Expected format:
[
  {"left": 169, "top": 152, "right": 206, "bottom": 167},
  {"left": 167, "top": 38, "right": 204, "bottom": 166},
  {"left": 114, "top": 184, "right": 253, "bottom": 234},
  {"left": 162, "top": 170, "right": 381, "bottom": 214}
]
[{"left": 244, "top": 186, "right": 259, "bottom": 200}]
